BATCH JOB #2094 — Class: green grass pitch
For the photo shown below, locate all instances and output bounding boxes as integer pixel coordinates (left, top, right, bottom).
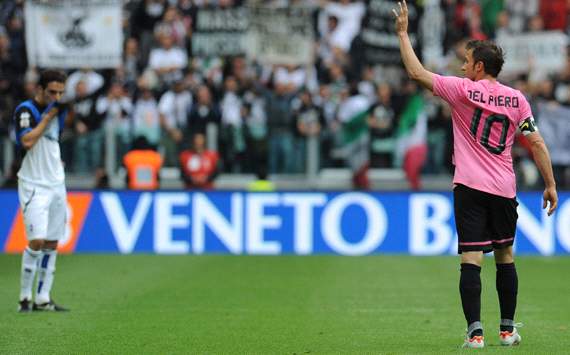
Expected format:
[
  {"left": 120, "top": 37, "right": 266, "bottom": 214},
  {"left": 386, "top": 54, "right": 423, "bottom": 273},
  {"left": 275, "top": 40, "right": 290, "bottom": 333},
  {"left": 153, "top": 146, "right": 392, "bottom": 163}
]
[{"left": 0, "top": 255, "right": 569, "bottom": 354}]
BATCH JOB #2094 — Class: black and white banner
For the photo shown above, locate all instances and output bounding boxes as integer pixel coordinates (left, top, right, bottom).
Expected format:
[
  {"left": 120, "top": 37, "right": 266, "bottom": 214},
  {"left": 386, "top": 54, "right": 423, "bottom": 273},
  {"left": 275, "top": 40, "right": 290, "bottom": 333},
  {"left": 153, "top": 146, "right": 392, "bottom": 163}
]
[
  {"left": 25, "top": 0, "right": 122, "bottom": 68},
  {"left": 419, "top": 0, "right": 444, "bottom": 68},
  {"left": 247, "top": 6, "right": 314, "bottom": 65},
  {"left": 360, "top": 0, "right": 421, "bottom": 65},
  {"left": 192, "top": 7, "right": 249, "bottom": 57},
  {"left": 497, "top": 31, "right": 568, "bottom": 75}
]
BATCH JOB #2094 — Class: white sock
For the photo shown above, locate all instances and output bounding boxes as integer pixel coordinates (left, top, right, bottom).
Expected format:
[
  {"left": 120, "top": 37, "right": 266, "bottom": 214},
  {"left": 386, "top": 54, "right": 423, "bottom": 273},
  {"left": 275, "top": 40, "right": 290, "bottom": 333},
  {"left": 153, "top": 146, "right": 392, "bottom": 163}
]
[
  {"left": 20, "top": 247, "right": 41, "bottom": 301},
  {"left": 35, "top": 249, "right": 57, "bottom": 304}
]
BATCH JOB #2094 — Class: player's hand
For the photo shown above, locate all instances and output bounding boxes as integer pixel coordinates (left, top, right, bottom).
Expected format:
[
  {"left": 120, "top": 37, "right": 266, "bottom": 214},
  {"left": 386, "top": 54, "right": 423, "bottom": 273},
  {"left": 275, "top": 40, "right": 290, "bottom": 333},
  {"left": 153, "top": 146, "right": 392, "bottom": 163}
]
[
  {"left": 543, "top": 186, "right": 558, "bottom": 216},
  {"left": 45, "top": 105, "right": 59, "bottom": 120},
  {"left": 392, "top": 0, "right": 409, "bottom": 34},
  {"left": 55, "top": 101, "right": 71, "bottom": 112}
]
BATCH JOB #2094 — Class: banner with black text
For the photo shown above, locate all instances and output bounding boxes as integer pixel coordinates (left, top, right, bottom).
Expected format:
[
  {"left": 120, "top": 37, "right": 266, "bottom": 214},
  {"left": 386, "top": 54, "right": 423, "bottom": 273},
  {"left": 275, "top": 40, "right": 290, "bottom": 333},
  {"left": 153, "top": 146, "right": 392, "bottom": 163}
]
[
  {"left": 246, "top": 6, "right": 314, "bottom": 65},
  {"left": 192, "top": 7, "right": 249, "bottom": 57},
  {"left": 497, "top": 31, "right": 568, "bottom": 75},
  {"left": 359, "top": 0, "right": 421, "bottom": 65}
]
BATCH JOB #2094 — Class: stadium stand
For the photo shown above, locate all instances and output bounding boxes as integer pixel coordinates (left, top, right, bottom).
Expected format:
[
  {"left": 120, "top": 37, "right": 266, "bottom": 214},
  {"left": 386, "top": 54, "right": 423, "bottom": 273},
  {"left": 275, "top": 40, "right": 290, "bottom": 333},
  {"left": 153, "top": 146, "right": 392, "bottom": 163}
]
[{"left": 0, "top": 0, "right": 569, "bottom": 190}]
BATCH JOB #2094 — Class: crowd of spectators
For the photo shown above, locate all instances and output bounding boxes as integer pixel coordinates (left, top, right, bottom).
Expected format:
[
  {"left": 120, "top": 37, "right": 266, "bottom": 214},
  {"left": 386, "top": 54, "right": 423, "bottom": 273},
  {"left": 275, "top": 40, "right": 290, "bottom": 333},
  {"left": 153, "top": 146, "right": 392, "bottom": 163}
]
[{"left": 0, "top": 0, "right": 569, "bottom": 190}]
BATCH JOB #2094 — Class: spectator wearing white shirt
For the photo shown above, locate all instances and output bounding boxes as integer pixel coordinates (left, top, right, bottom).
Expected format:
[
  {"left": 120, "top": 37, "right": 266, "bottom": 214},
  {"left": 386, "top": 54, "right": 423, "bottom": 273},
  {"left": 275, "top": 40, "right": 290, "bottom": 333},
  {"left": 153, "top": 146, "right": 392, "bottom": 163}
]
[
  {"left": 154, "top": 5, "right": 188, "bottom": 49},
  {"left": 71, "top": 80, "right": 105, "bottom": 173},
  {"left": 242, "top": 88, "right": 268, "bottom": 173},
  {"left": 318, "top": 0, "right": 365, "bottom": 54},
  {"left": 274, "top": 65, "right": 307, "bottom": 93},
  {"left": 65, "top": 68, "right": 104, "bottom": 101},
  {"left": 148, "top": 32, "right": 188, "bottom": 91},
  {"left": 132, "top": 85, "right": 161, "bottom": 146},
  {"left": 97, "top": 81, "right": 134, "bottom": 170},
  {"left": 318, "top": 15, "right": 347, "bottom": 65},
  {"left": 220, "top": 76, "right": 245, "bottom": 172},
  {"left": 158, "top": 79, "right": 192, "bottom": 165}
]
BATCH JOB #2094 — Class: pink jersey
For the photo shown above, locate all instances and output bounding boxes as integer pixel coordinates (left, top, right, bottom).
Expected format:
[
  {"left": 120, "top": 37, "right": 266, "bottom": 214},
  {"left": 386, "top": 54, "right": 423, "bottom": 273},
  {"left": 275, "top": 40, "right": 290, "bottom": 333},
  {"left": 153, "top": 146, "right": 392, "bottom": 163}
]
[{"left": 433, "top": 74, "right": 532, "bottom": 198}]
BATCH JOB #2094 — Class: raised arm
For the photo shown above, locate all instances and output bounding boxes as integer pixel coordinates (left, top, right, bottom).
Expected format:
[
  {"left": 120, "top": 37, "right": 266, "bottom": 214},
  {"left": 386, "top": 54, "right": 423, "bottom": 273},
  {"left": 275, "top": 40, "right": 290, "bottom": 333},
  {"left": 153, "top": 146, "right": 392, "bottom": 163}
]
[{"left": 393, "top": 1, "right": 434, "bottom": 91}]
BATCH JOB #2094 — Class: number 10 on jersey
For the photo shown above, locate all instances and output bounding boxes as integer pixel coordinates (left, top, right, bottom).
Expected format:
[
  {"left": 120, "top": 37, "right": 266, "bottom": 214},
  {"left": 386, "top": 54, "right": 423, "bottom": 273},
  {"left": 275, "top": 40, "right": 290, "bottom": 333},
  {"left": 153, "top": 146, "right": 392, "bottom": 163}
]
[{"left": 470, "top": 108, "right": 510, "bottom": 155}]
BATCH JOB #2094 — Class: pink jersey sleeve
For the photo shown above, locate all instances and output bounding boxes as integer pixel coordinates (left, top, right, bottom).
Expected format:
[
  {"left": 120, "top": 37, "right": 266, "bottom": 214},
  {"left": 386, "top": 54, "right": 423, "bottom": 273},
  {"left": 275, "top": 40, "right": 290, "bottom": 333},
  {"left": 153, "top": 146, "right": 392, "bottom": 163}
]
[
  {"left": 517, "top": 94, "right": 532, "bottom": 123},
  {"left": 433, "top": 74, "right": 468, "bottom": 104}
]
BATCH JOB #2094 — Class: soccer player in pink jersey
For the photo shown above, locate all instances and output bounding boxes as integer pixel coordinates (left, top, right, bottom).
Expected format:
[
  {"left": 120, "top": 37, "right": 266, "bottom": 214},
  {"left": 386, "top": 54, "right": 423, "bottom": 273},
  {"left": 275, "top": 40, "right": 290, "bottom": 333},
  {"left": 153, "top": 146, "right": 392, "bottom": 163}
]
[{"left": 393, "top": 1, "right": 558, "bottom": 349}]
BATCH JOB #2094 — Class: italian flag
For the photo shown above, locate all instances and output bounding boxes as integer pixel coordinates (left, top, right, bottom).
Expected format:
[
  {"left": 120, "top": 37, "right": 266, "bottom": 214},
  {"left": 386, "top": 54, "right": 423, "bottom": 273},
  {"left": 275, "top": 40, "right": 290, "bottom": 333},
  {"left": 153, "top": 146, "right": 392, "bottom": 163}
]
[
  {"left": 338, "top": 94, "right": 371, "bottom": 173},
  {"left": 395, "top": 93, "right": 428, "bottom": 189}
]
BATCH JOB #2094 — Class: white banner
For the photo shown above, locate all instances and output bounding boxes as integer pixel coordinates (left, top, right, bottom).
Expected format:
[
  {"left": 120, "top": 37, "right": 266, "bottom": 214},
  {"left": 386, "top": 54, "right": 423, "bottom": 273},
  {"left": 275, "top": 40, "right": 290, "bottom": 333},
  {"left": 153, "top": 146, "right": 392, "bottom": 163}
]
[
  {"left": 497, "top": 31, "right": 567, "bottom": 74},
  {"left": 25, "top": 0, "right": 122, "bottom": 69},
  {"left": 246, "top": 6, "right": 314, "bottom": 65},
  {"left": 192, "top": 7, "right": 248, "bottom": 56}
]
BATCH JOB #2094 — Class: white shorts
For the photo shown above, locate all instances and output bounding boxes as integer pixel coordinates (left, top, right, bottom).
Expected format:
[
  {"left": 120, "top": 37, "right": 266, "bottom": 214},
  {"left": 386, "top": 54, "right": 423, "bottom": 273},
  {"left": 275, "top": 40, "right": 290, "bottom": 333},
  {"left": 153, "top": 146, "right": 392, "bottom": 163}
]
[{"left": 18, "top": 180, "right": 67, "bottom": 241}]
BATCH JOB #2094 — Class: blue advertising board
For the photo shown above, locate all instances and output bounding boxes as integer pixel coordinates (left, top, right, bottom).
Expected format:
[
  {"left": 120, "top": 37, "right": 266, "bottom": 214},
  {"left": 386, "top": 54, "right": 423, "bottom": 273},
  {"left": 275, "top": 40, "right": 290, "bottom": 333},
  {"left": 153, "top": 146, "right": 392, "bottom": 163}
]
[{"left": 1, "top": 190, "right": 569, "bottom": 255}]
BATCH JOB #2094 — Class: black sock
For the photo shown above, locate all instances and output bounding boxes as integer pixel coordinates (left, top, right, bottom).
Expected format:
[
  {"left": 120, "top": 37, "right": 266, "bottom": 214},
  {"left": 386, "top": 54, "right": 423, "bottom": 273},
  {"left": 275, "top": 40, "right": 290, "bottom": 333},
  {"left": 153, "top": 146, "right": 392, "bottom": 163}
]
[
  {"left": 496, "top": 263, "right": 518, "bottom": 332},
  {"left": 470, "top": 328, "right": 483, "bottom": 337},
  {"left": 460, "top": 263, "right": 482, "bottom": 328}
]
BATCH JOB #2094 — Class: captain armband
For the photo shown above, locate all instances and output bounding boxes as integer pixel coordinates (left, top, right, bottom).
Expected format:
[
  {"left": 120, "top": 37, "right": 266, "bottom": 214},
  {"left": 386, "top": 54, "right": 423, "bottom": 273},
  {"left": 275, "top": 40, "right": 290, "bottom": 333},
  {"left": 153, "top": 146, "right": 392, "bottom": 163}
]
[{"left": 519, "top": 116, "right": 538, "bottom": 136}]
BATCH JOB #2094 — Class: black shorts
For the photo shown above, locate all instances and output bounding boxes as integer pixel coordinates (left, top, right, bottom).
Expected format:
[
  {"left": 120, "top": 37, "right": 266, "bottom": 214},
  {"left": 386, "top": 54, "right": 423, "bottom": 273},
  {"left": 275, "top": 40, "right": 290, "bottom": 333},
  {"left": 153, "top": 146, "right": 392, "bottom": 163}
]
[{"left": 454, "top": 184, "right": 518, "bottom": 254}]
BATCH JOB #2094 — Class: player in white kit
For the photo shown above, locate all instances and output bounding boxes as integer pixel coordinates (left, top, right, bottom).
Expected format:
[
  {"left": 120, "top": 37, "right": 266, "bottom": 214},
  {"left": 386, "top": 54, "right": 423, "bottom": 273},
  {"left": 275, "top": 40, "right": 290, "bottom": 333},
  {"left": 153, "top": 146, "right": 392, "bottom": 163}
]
[{"left": 14, "top": 70, "right": 70, "bottom": 312}]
